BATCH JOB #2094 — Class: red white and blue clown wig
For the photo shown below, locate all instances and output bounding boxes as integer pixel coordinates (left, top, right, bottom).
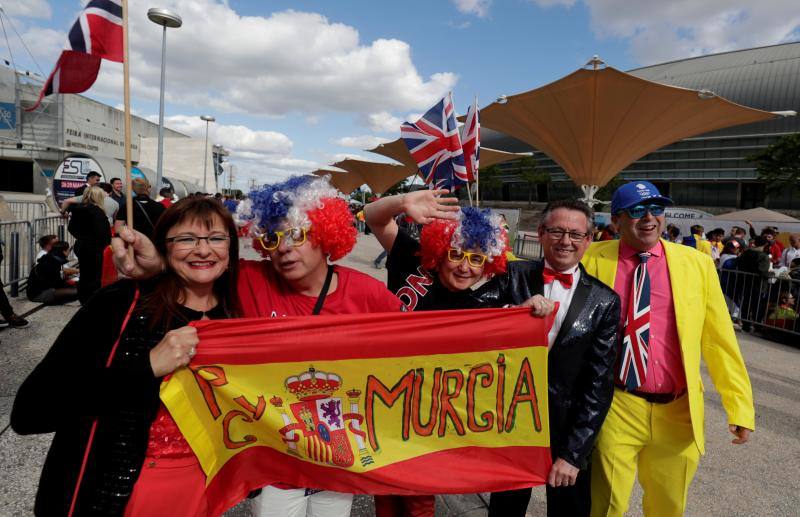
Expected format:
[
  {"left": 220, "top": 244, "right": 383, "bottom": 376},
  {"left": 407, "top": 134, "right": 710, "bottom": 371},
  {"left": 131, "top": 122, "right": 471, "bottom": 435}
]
[
  {"left": 419, "top": 207, "right": 509, "bottom": 277},
  {"left": 238, "top": 175, "right": 357, "bottom": 261}
]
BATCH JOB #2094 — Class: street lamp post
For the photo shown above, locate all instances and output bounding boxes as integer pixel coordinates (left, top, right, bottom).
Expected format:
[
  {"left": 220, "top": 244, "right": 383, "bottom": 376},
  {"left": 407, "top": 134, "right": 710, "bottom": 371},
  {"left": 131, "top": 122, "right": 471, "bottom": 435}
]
[
  {"left": 200, "top": 115, "right": 215, "bottom": 192},
  {"left": 147, "top": 7, "right": 182, "bottom": 195}
]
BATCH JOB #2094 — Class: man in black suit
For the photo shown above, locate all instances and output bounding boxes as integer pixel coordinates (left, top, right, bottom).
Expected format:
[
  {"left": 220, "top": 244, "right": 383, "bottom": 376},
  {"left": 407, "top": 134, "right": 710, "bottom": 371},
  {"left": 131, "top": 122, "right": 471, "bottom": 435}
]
[{"left": 475, "top": 199, "right": 620, "bottom": 517}]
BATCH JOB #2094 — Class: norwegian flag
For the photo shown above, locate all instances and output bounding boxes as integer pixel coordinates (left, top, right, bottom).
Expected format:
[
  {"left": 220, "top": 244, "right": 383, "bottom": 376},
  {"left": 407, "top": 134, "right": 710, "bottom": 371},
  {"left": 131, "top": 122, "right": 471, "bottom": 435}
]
[
  {"left": 460, "top": 97, "right": 480, "bottom": 182},
  {"left": 26, "top": 0, "right": 124, "bottom": 111},
  {"left": 401, "top": 93, "right": 468, "bottom": 190},
  {"left": 618, "top": 253, "right": 651, "bottom": 390}
]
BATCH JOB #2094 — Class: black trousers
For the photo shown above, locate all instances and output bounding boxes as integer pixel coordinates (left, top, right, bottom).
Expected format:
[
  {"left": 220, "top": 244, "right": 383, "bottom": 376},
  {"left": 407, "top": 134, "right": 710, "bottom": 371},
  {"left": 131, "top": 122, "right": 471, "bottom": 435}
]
[
  {"left": 74, "top": 240, "right": 104, "bottom": 305},
  {"left": 487, "top": 465, "right": 591, "bottom": 517},
  {"left": 0, "top": 278, "right": 14, "bottom": 319}
]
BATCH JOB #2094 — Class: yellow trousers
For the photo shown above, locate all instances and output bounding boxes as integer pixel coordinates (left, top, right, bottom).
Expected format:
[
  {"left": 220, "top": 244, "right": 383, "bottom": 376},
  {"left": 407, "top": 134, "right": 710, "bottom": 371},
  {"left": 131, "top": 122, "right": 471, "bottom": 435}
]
[{"left": 590, "top": 389, "right": 701, "bottom": 517}]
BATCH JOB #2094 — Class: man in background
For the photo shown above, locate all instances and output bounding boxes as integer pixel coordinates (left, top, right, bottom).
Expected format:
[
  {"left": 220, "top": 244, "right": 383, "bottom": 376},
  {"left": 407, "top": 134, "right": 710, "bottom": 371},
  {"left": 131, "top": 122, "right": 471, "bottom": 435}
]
[
  {"left": 114, "top": 178, "right": 165, "bottom": 240},
  {"left": 74, "top": 171, "right": 101, "bottom": 196}
]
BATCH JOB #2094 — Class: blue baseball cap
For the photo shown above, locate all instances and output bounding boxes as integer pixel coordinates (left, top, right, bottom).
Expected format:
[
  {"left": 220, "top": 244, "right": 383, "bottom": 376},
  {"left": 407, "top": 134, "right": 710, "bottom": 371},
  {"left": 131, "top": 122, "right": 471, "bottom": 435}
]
[{"left": 611, "top": 181, "right": 673, "bottom": 214}]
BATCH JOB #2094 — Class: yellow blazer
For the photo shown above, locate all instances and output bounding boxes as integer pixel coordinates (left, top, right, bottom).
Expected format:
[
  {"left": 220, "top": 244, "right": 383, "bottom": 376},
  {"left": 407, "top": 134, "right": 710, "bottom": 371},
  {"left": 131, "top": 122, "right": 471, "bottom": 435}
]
[{"left": 581, "top": 239, "right": 755, "bottom": 453}]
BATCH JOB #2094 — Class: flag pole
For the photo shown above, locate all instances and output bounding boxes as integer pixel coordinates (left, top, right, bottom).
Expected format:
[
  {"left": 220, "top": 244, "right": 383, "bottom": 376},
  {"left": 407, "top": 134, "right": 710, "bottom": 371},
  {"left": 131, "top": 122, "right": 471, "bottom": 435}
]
[
  {"left": 122, "top": 0, "right": 134, "bottom": 232},
  {"left": 475, "top": 172, "right": 480, "bottom": 207}
]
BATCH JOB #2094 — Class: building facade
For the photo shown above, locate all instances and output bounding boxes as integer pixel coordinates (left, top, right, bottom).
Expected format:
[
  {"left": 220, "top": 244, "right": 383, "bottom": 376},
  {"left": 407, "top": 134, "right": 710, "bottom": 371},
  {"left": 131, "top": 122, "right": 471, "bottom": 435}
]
[
  {"left": 0, "top": 63, "right": 223, "bottom": 201},
  {"left": 482, "top": 42, "right": 800, "bottom": 210}
]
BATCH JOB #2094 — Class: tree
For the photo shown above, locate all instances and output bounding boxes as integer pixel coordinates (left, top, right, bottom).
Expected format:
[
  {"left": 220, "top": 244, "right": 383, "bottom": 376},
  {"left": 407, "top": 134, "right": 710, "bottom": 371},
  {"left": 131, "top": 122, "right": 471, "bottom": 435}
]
[
  {"left": 517, "top": 156, "right": 550, "bottom": 208},
  {"left": 748, "top": 133, "right": 800, "bottom": 193},
  {"left": 476, "top": 165, "right": 503, "bottom": 202},
  {"left": 595, "top": 174, "right": 625, "bottom": 203}
]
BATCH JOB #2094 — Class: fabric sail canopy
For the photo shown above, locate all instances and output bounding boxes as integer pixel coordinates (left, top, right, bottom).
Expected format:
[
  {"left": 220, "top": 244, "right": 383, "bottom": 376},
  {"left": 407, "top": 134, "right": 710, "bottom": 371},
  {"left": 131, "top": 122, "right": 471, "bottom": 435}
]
[
  {"left": 331, "top": 158, "right": 416, "bottom": 196},
  {"left": 368, "top": 138, "right": 530, "bottom": 172},
  {"left": 311, "top": 168, "right": 366, "bottom": 195},
  {"left": 478, "top": 65, "right": 780, "bottom": 189}
]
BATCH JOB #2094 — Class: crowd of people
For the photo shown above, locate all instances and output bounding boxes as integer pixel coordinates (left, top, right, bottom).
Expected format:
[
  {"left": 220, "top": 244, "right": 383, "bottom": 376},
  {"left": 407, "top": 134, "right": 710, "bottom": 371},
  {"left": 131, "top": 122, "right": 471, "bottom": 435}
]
[
  {"left": 10, "top": 176, "right": 758, "bottom": 517},
  {"left": 597, "top": 217, "right": 800, "bottom": 340}
]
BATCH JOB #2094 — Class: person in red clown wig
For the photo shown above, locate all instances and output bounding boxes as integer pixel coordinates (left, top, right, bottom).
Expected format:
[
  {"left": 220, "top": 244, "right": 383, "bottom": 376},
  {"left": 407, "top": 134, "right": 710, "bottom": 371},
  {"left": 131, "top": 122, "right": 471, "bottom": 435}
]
[
  {"left": 365, "top": 189, "right": 516, "bottom": 517},
  {"left": 112, "top": 175, "right": 403, "bottom": 517},
  {"left": 367, "top": 189, "right": 510, "bottom": 312}
]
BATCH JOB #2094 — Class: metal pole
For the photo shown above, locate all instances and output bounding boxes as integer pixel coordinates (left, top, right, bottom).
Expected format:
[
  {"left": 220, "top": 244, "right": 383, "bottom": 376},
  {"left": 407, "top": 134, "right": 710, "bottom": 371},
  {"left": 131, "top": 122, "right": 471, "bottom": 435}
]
[
  {"left": 203, "top": 121, "right": 209, "bottom": 192},
  {"left": 9, "top": 231, "right": 19, "bottom": 297},
  {"left": 155, "top": 24, "right": 167, "bottom": 193}
]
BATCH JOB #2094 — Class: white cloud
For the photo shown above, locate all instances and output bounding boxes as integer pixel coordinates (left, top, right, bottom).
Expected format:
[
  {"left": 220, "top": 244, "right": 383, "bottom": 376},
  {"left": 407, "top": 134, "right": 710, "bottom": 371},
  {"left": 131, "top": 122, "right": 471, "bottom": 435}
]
[
  {"left": 451, "top": 0, "right": 492, "bottom": 18},
  {"left": 147, "top": 114, "right": 313, "bottom": 186},
  {"left": 534, "top": 0, "right": 800, "bottom": 65},
  {"left": 365, "top": 111, "right": 403, "bottom": 133},
  {"left": 334, "top": 135, "right": 390, "bottom": 149},
  {"left": 158, "top": 115, "right": 293, "bottom": 156},
  {"left": 80, "top": 1, "right": 457, "bottom": 117},
  {"left": 529, "top": 0, "right": 576, "bottom": 7},
  {"left": 2, "top": 0, "right": 52, "bottom": 19}
]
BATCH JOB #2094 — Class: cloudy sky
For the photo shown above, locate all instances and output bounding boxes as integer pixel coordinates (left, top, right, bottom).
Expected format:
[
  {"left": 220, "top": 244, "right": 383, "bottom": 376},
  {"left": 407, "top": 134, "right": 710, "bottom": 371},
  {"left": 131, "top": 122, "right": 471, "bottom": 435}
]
[{"left": 3, "top": 0, "right": 799, "bottom": 189}]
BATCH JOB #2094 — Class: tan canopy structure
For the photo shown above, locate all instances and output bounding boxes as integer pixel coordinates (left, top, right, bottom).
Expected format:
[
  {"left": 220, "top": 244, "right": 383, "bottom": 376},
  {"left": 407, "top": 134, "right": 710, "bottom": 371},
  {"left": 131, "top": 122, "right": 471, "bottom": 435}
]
[
  {"left": 712, "top": 207, "right": 800, "bottom": 223},
  {"left": 311, "top": 169, "right": 365, "bottom": 195},
  {"left": 368, "top": 138, "right": 529, "bottom": 171},
  {"left": 331, "top": 158, "right": 416, "bottom": 195},
  {"left": 479, "top": 58, "right": 785, "bottom": 203}
]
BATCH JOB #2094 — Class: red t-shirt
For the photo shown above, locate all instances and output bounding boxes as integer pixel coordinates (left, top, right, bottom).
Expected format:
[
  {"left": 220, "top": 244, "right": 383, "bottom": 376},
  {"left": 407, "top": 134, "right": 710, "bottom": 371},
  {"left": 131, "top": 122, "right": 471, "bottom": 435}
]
[{"left": 237, "top": 259, "right": 403, "bottom": 317}]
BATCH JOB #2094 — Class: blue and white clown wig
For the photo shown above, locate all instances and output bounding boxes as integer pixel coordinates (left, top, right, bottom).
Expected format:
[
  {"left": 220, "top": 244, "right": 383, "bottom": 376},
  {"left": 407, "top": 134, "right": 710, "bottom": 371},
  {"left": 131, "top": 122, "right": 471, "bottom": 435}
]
[
  {"left": 419, "top": 206, "right": 509, "bottom": 276},
  {"left": 237, "top": 175, "right": 357, "bottom": 261}
]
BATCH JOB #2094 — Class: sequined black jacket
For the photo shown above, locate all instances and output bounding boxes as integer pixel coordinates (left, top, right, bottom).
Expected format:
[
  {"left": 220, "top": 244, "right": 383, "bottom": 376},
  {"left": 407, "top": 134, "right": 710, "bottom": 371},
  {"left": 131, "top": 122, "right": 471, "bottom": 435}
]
[
  {"left": 473, "top": 260, "right": 621, "bottom": 469},
  {"left": 11, "top": 280, "right": 219, "bottom": 516}
]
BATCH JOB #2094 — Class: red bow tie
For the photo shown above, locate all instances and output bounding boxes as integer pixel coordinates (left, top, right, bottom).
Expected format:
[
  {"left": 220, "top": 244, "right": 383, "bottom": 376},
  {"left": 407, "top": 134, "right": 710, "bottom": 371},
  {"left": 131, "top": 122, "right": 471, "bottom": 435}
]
[{"left": 543, "top": 268, "right": 573, "bottom": 288}]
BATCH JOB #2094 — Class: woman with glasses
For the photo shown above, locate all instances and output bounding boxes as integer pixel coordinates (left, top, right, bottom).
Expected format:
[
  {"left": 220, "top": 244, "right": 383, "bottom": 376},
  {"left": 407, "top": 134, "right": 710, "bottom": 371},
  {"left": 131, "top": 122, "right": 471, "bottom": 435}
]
[
  {"left": 111, "top": 175, "right": 403, "bottom": 516},
  {"left": 365, "top": 190, "right": 510, "bottom": 516},
  {"left": 12, "top": 196, "right": 240, "bottom": 516}
]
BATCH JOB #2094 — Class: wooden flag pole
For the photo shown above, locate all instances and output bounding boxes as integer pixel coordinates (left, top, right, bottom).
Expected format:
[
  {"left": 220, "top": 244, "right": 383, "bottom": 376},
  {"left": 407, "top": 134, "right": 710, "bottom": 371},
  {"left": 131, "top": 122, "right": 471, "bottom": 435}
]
[
  {"left": 122, "top": 0, "right": 134, "bottom": 231},
  {"left": 465, "top": 178, "right": 473, "bottom": 206},
  {"left": 475, "top": 172, "right": 480, "bottom": 207}
]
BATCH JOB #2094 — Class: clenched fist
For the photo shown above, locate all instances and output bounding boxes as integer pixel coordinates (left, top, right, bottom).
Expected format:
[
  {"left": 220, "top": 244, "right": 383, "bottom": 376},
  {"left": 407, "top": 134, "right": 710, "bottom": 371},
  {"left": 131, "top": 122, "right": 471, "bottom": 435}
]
[{"left": 149, "top": 326, "right": 200, "bottom": 377}]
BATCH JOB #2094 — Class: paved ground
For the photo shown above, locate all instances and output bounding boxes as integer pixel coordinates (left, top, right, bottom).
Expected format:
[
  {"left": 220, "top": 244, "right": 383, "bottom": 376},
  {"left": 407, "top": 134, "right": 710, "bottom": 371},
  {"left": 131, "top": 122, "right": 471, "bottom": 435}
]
[{"left": 1, "top": 234, "right": 799, "bottom": 516}]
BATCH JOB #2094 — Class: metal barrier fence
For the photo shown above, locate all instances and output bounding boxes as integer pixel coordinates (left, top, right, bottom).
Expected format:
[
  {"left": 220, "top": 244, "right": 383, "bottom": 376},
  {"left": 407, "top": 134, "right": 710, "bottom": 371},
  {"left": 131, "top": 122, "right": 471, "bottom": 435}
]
[
  {"left": 719, "top": 268, "right": 799, "bottom": 338},
  {"left": 0, "top": 216, "right": 75, "bottom": 298},
  {"left": 0, "top": 220, "right": 34, "bottom": 297},
  {"left": 31, "top": 215, "right": 74, "bottom": 250},
  {"left": 8, "top": 201, "right": 50, "bottom": 221},
  {"left": 514, "top": 233, "right": 543, "bottom": 259}
]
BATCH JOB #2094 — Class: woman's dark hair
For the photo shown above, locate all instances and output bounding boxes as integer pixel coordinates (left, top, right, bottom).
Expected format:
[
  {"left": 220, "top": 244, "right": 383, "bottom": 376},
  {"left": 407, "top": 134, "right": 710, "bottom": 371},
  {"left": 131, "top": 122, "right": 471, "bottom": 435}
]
[{"left": 139, "top": 196, "right": 240, "bottom": 329}]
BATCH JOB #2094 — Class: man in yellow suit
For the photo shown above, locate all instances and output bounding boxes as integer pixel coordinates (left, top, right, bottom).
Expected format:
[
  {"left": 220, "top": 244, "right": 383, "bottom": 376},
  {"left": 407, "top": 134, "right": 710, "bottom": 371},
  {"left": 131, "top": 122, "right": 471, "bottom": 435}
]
[{"left": 581, "top": 181, "right": 754, "bottom": 517}]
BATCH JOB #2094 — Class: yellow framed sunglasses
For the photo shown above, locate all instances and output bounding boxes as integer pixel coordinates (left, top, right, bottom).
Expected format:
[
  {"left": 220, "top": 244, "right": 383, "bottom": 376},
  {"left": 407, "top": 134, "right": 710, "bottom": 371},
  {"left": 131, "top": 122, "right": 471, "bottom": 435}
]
[
  {"left": 257, "top": 227, "right": 308, "bottom": 251},
  {"left": 447, "top": 248, "right": 487, "bottom": 267}
]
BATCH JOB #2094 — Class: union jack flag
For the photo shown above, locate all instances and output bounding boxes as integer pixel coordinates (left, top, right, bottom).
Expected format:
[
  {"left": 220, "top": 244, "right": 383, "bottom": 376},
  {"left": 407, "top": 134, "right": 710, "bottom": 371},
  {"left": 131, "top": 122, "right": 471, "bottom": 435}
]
[
  {"left": 618, "top": 252, "right": 651, "bottom": 390},
  {"left": 460, "top": 97, "right": 480, "bottom": 182},
  {"left": 401, "top": 93, "right": 467, "bottom": 190},
  {"left": 26, "top": 0, "right": 124, "bottom": 111}
]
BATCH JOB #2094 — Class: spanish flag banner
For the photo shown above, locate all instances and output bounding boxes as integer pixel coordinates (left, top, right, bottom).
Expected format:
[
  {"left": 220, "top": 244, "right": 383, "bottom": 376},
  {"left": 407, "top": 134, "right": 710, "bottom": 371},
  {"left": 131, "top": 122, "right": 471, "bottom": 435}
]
[{"left": 162, "top": 307, "right": 552, "bottom": 515}]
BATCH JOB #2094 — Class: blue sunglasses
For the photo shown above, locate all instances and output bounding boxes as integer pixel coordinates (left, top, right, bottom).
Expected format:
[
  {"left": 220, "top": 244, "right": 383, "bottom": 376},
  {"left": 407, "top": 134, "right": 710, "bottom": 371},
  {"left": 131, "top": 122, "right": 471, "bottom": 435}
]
[{"left": 618, "top": 204, "right": 666, "bottom": 219}]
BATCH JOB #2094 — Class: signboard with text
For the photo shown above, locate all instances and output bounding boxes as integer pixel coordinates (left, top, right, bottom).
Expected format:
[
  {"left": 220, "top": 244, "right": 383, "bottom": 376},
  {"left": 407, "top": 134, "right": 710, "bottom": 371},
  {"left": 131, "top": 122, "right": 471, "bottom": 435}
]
[{"left": 52, "top": 156, "right": 105, "bottom": 205}]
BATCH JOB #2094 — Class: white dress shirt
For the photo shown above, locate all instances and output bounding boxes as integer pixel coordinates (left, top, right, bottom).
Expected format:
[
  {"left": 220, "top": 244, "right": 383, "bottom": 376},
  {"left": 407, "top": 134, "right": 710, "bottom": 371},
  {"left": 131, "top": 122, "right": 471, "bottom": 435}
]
[
  {"left": 542, "top": 261, "right": 581, "bottom": 349},
  {"left": 781, "top": 246, "right": 800, "bottom": 268}
]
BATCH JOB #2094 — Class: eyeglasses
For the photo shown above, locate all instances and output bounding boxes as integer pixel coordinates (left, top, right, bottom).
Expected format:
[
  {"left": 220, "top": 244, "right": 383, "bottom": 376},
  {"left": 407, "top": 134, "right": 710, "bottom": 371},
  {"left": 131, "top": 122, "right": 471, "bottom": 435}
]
[
  {"left": 166, "top": 234, "right": 230, "bottom": 250},
  {"left": 447, "top": 248, "right": 487, "bottom": 267},
  {"left": 257, "top": 227, "right": 307, "bottom": 251},
  {"left": 543, "top": 227, "right": 590, "bottom": 242},
  {"left": 618, "top": 204, "right": 666, "bottom": 219}
]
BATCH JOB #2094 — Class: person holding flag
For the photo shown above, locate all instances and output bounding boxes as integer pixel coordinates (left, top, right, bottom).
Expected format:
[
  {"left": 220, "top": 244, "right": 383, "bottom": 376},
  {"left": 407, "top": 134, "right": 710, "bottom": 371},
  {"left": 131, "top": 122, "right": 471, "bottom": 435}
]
[
  {"left": 365, "top": 189, "right": 525, "bottom": 516},
  {"left": 473, "top": 199, "right": 621, "bottom": 517},
  {"left": 113, "top": 174, "right": 404, "bottom": 516}
]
